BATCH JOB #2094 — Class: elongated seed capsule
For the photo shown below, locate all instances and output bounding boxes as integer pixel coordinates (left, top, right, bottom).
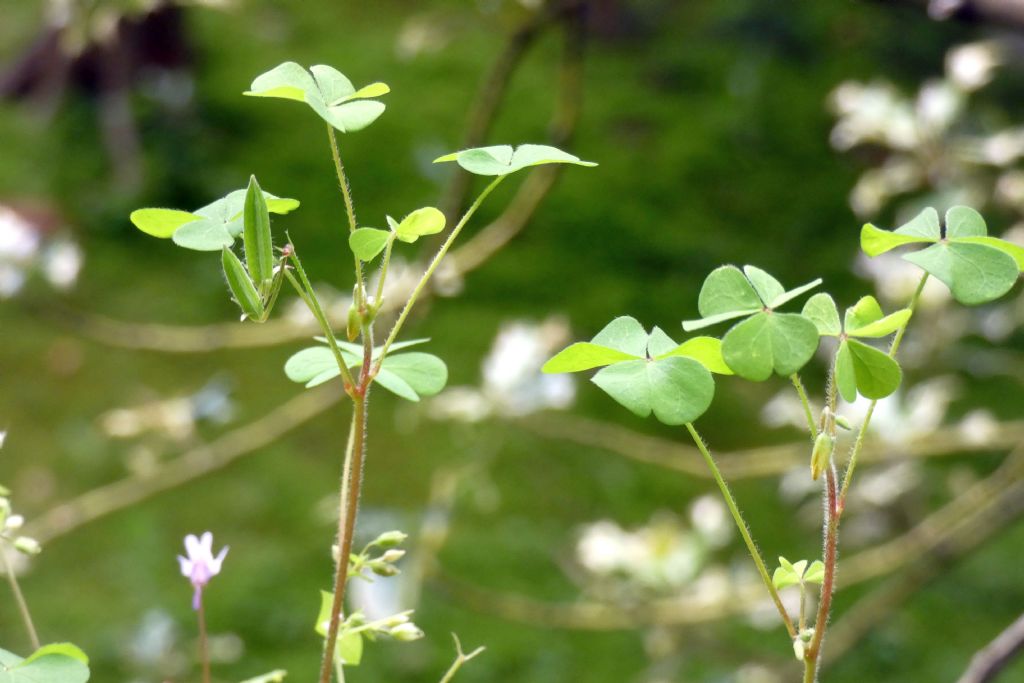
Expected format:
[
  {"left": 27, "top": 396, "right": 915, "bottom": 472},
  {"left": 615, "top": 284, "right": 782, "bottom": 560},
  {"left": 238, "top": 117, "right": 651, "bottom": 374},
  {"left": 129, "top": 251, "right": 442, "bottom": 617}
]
[
  {"left": 222, "top": 247, "right": 265, "bottom": 321},
  {"left": 243, "top": 175, "right": 274, "bottom": 287},
  {"left": 810, "top": 432, "right": 835, "bottom": 481}
]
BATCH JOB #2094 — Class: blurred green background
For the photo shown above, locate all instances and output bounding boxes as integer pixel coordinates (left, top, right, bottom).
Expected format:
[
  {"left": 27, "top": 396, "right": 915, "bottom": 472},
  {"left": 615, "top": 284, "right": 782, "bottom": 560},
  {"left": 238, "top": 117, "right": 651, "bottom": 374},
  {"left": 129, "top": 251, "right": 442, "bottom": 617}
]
[{"left": 2, "top": 1, "right": 1024, "bottom": 681}]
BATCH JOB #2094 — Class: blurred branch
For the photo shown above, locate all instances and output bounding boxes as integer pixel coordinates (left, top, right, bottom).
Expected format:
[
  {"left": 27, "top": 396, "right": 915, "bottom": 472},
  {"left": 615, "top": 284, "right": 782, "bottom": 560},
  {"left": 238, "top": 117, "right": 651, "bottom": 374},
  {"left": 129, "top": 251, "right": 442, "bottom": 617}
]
[
  {"left": 521, "top": 412, "right": 1024, "bottom": 479},
  {"left": 26, "top": 385, "right": 340, "bottom": 544},
  {"left": 957, "top": 612, "right": 1024, "bottom": 683},
  {"left": 430, "top": 441, "right": 1024, "bottom": 630}
]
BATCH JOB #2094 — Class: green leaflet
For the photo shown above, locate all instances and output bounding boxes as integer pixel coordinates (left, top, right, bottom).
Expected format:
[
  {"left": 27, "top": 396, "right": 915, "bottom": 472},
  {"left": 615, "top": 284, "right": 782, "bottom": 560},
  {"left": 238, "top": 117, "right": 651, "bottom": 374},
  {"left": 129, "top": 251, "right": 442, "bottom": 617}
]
[
  {"left": 720, "top": 312, "right": 819, "bottom": 381},
  {"left": 434, "top": 144, "right": 597, "bottom": 176},
  {"left": 349, "top": 228, "right": 391, "bottom": 261},
  {"left": 245, "top": 62, "right": 389, "bottom": 133},
  {"left": 129, "top": 208, "right": 200, "bottom": 238},
  {"left": 861, "top": 205, "right": 1021, "bottom": 305},
  {"left": 394, "top": 207, "right": 446, "bottom": 243},
  {"left": 0, "top": 643, "right": 90, "bottom": 683},
  {"left": 284, "top": 344, "right": 447, "bottom": 401}
]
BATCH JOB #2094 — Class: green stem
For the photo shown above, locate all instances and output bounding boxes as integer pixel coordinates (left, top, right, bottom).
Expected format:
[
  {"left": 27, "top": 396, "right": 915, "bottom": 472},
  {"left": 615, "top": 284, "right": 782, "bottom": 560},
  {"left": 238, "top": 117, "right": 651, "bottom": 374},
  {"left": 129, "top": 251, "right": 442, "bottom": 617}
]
[
  {"left": 804, "top": 463, "right": 839, "bottom": 681},
  {"left": 377, "top": 175, "right": 506, "bottom": 362},
  {"left": 685, "top": 423, "right": 797, "bottom": 639},
  {"left": 373, "top": 236, "right": 396, "bottom": 312},
  {"left": 791, "top": 373, "right": 817, "bottom": 439},
  {"left": 1, "top": 546, "right": 40, "bottom": 650},
  {"left": 326, "top": 125, "right": 364, "bottom": 287},
  {"left": 285, "top": 250, "right": 357, "bottom": 392},
  {"left": 838, "top": 273, "right": 929, "bottom": 509},
  {"left": 198, "top": 598, "right": 211, "bottom": 683}
]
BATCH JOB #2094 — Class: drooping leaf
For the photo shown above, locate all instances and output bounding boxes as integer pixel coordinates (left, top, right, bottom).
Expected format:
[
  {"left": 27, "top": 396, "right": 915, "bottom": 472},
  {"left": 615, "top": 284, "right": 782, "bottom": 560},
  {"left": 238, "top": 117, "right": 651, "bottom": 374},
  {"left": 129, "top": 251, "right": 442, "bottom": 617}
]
[
  {"left": 834, "top": 340, "right": 857, "bottom": 403},
  {"left": 844, "top": 296, "right": 911, "bottom": 338},
  {"left": 801, "top": 293, "right": 841, "bottom": 336},
  {"left": 721, "top": 312, "right": 819, "bottom": 381},
  {"left": 129, "top": 208, "right": 200, "bottom": 238},
  {"left": 349, "top": 228, "right": 391, "bottom": 261},
  {"left": 656, "top": 336, "right": 733, "bottom": 375},
  {"left": 284, "top": 347, "right": 354, "bottom": 388},
  {"left": 375, "top": 352, "right": 448, "bottom": 401},
  {"left": 434, "top": 143, "right": 596, "bottom": 176},
  {"left": 394, "top": 207, "right": 446, "bottom": 243},
  {"left": 903, "top": 241, "right": 1018, "bottom": 305},
  {"left": 542, "top": 343, "right": 639, "bottom": 373},
  {"left": 591, "top": 356, "right": 714, "bottom": 425},
  {"left": 245, "top": 62, "right": 389, "bottom": 133},
  {"left": 846, "top": 338, "right": 902, "bottom": 400}
]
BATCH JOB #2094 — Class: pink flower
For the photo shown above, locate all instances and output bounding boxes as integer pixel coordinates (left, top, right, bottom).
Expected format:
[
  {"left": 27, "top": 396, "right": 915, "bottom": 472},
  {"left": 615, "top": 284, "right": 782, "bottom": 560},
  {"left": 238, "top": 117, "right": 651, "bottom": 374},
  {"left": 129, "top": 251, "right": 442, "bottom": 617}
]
[{"left": 177, "top": 532, "right": 228, "bottom": 610}]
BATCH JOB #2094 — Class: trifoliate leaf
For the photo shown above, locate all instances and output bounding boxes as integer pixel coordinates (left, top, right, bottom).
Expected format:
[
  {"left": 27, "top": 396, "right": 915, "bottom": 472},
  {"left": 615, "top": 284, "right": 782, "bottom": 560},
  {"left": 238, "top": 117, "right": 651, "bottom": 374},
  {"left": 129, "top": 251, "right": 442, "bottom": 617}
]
[
  {"left": 721, "top": 312, "right": 819, "bottom": 381},
  {"left": 434, "top": 144, "right": 596, "bottom": 176},
  {"left": 591, "top": 356, "right": 714, "bottom": 425},
  {"left": 684, "top": 265, "right": 821, "bottom": 331},
  {"left": 861, "top": 207, "right": 941, "bottom": 257},
  {"left": 245, "top": 62, "right": 389, "bottom": 133}
]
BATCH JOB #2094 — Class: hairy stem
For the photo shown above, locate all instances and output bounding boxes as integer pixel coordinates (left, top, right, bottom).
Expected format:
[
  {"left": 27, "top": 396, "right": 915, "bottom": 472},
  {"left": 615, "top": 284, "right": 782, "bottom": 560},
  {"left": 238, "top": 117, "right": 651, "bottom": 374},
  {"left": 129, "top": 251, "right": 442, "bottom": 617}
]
[
  {"left": 839, "top": 273, "right": 929, "bottom": 509},
  {"left": 377, "top": 175, "right": 506, "bottom": 362},
  {"left": 805, "top": 463, "right": 840, "bottom": 681},
  {"left": 327, "top": 125, "right": 363, "bottom": 286},
  {"left": 1, "top": 546, "right": 40, "bottom": 650},
  {"left": 685, "top": 423, "right": 797, "bottom": 639},
  {"left": 319, "top": 395, "right": 369, "bottom": 683},
  {"left": 791, "top": 373, "right": 817, "bottom": 438}
]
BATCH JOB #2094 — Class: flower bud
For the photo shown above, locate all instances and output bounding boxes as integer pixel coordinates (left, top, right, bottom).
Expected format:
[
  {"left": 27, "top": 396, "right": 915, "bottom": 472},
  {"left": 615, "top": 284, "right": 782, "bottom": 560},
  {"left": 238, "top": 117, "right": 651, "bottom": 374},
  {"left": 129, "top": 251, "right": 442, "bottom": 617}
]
[
  {"left": 13, "top": 536, "right": 41, "bottom": 556},
  {"left": 380, "top": 549, "right": 406, "bottom": 564},
  {"left": 793, "top": 637, "right": 805, "bottom": 661},
  {"left": 810, "top": 433, "right": 835, "bottom": 481},
  {"left": 389, "top": 622, "right": 424, "bottom": 642},
  {"left": 372, "top": 530, "right": 407, "bottom": 549},
  {"left": 369, "top": 561, "right": 400, "bottom": 577},
  {"left": 835, "top": 415, "right": 852, "bottom": 430},
  {"left": 381, "top": 613, "right": 410, "bottom": 628},
  {"left": 4, "top": 514, "right": 24, "bottom": 531}
]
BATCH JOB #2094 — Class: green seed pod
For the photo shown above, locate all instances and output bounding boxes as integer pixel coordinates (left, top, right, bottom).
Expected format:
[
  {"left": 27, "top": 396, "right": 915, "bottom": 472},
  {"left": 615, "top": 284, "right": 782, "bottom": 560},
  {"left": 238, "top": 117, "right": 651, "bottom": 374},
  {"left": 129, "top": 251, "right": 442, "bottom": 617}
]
[
  {"left": 222, "top": 247, "right": 266, "bottom": 321},
  {"left": 243, "top": 175, "right": 274, "bottom": 287},
  {"left": 346, "top": 301, "right": 361, "bottom": 342},
  {"left": 810, "top": 432, "right": 835, "bottom": 481},
  {"left": 835, "top": 414, "right": 853, "bottom": 430}
]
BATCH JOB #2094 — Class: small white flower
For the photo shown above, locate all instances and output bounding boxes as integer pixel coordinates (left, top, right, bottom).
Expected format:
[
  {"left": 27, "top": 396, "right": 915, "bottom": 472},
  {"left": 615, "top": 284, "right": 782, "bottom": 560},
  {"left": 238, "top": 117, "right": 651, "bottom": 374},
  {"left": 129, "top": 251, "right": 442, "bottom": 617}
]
[{"left": 177, "top": 531, "right": 228, "bottom": 610}]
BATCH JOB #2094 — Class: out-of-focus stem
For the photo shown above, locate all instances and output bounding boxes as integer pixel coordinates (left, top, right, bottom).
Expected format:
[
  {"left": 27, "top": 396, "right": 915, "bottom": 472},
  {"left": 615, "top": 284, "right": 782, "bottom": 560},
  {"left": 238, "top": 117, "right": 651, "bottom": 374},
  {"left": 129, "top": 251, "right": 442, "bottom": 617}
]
[
  {"left": 685, "top": 423, "right": 797, "bottom": 639},
  {"left": 804, "top": 463, "right": 839, "bottom": 681},
  {"left": 1, "top": 546, "right": 40, "bottom": 650}
]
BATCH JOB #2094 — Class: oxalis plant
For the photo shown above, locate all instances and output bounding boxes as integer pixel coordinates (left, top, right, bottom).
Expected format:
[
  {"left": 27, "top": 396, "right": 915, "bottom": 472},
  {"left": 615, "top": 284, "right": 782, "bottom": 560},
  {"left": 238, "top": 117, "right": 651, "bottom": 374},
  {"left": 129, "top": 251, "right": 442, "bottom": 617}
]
[
  {"left": 543, "top": 205, "right": 1024, "bottom": 682},
  {"left": 124, "top": 60, "right": 595, "bottom": 683}
]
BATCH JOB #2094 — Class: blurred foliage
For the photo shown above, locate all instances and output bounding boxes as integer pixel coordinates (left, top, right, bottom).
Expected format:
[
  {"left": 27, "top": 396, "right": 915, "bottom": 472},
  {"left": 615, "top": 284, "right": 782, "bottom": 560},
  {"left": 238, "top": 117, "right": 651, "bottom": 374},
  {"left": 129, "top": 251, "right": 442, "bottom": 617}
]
[{"left": 2, "top": 1, "right": 1024, "bottom": 682}]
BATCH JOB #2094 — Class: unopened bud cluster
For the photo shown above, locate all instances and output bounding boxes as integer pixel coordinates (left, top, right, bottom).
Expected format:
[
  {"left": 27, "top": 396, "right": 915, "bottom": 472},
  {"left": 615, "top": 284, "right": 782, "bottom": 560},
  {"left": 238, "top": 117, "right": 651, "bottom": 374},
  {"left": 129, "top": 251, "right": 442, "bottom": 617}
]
[
  {"left": 0, "top": 490, "right": 41, "bottom": 557},
  {"left": 340, "top": 609, "right": 424, "bottom": 643},
  {"left": 346, "top": 529, "right": 408, "bottom": 579}
]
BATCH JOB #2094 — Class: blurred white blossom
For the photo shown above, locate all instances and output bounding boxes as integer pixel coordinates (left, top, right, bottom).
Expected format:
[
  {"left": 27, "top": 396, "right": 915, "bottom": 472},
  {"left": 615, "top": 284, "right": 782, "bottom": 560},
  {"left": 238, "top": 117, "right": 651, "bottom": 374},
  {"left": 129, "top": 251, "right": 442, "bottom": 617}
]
[
  {"left": 0, "top": 204, "right": 82, "bottom": 298},
  {"left": 430, "top": 317, "right": 575, "bottom": 421}
]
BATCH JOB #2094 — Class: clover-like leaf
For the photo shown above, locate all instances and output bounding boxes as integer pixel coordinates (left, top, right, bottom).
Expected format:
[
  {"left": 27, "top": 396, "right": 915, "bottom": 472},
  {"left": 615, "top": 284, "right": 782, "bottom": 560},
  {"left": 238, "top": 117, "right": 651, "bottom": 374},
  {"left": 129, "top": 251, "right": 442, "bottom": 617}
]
[
  {"left": 129, "top": 208, "right": 200, "bottom": 238},
  {"left": 843, "top": 296, "right": 911, "bottom": 338},
  {"left": 394, "top": 207, "right": 446, "bottom": 243},
  {"left": 349, "top": 228, "right": 391, "bottom": 261},
  {"left": 545, "top": 317, "right": 717, "bottom": 423},
  {"left": 592, "top": 356, "right": 714, "bottom": 425},
  {"left": 136, "top": 187, "right": 299, "bottom": 252},
  {"left": 245, "top": 62, "right": 389, "bottom": 133},
  {"left": 801, "top": 293, "right": 841, "bottom": 337},
  {"left": 285, "top": 342, "right": 446, "bottom": 401},
  {"left": 861, "top": 206, "right": 1021, "bottom": 305},
  {"left": 773, "top": 557, "right": 825, "bottom": 590},
  {"left": 434, "top": 144, "right": 596, "bottom": 176},
  {"left": 683, "top": 265, "right": 821, "bottom": 332},
  {"left": 803, "top": 560, "right": 825, "bottom": 584},
  {"left": 0, "top": 643, "right": 90, "bottom": 683},
  {"left": 721, "top": 312, "right": 819, "bottom": 381}
]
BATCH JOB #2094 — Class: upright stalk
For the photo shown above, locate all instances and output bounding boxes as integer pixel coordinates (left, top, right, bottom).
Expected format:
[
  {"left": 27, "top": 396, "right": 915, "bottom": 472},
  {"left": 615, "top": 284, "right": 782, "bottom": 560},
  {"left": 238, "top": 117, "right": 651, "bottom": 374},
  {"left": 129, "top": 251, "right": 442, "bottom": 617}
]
[
  {"left": 685, "top": 423, "right": 797, "bottom": 639},
  {"left": 377, "top": 175, "right": 506, "bottom": 362},
  {"left": 804, "top": 463, "right": 839, "bottom": 682},
  {"left": 327, "top": 125, "right": 364, "bottom": 285},
  {"left": 198, "top": 598, "right": 211, "bottom": 683},
  {"left": 791, "top": 373, "right": 817, "bottom": 438},
  {"left": 1, "top": 546, "right": 40, "bottom": 650},
  {"left": 319, "top": 395, "right": 369, "bottom": 683},
  {"left": 839, "top": 273, "right": 929, "bottom": 508}
]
